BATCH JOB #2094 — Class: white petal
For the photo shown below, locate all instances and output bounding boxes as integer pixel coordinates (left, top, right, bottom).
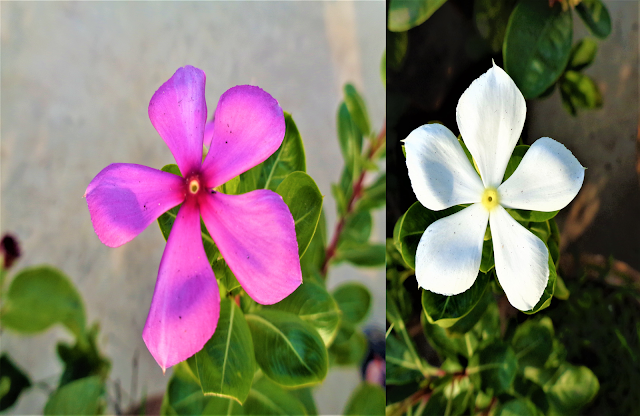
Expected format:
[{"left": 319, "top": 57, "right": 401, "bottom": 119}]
[
  {"left": 456, "top": 62, "right": 526, "bottom": 188},
  {"left": 415, "top": 203, "right": 489, "bottom": 296},
  {"left": 404, "top": 123, "right": 484, "bottom": 210},
  {"left": 498, "top": 137, "right": 585, "bottom": 212},
  {"left": 490, "top": 206, "right": 549, "bottom": 311}
]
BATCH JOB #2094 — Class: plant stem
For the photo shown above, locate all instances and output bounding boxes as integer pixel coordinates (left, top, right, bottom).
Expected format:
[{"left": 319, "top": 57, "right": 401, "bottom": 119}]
[{"left": 321, "top": 120, "right": 386, "bottom": 277}]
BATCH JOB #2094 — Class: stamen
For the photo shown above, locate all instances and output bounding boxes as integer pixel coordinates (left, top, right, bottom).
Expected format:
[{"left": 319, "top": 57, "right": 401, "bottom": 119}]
[
  {"left": 189, "top": 179, "right": 200, "bottom": 194},
  {"left": 481, "top": 188, "right": 500, "bottom": 211}
]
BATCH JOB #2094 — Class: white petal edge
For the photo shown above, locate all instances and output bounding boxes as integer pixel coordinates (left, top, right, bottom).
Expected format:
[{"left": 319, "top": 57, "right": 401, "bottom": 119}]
[
  {"left": 415, "top": 203, "right": 489, "bottom": 296},
  {"left": 404, "top": 123, "right": 484, "bottom": 211},
  {"left": 498, "top": 137, "right": 585, "bottom": 212},
  {"left": 490, "top": 205, "right": 549, "bottom": 311},
  {"left": 456, "top": 62, "right": 526, "bottom": 188}
]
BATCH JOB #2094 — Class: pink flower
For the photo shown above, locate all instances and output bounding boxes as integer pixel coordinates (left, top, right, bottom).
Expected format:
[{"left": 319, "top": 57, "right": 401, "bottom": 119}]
[{"left": 85, "top": 66, "right": 302, "bottom": 371}]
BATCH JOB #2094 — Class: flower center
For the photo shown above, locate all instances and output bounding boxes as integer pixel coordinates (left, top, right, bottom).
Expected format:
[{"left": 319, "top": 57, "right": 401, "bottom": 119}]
[
  {"left": 481, "top": 187, "right": 500, "bottom": 211},
  {"left": 188, "top": 178, "right": 200, "bottom": 195}
]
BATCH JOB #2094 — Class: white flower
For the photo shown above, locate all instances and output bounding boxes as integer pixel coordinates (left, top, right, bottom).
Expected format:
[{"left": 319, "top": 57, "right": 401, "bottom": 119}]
[{"left": 403, "top": 63, "right": 584, "bottom": 311}]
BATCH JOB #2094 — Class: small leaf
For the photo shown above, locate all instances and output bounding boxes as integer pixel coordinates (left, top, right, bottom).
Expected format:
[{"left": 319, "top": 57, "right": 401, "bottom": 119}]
[
  {"left": 576, "top": 0, "right": 611, "bottom": 39},
  {"left": 547, "top": 364, "right": 599, "bottom": 413},
  {"left": 195, "top": 298, "right": 254, "bottom": 404},
  {"left": 0, "top": 354, "right": 31, "bottom": 412},
  {"left": 268, "top": 281, "right": 340, "bottom": 346},
  {"left": 504, "top": 0, "right": 573, "bottom": 98},
  {"left": 343, "top": 84, "right": 371, "bottom": 137},
  {"left": 468, "top": 343, "right": 518, "bottom": 394},
  {"left": 511, "top": 317, "right": 554, "bottom": 369},
  {"left": 344, "top": 382, "right": 385, "bottom": 416},
  {"left": 422, "top": 270, "right": 490, "bottom": 328},
  {"left": 161, "top": 361, "right": 217, "bottom": 416},
  {"left": 243, "top": 377, "right": 308, "bottom": 416},
  {"left": 388, "top": 0, "right": 448, "bottom": 32},
  {"left": 337, "top": 102, "right": 363, "bottom": 175},
  {"left": 474, "top": 0, "right": 517, "bottom": 53},
  {"left": 568, "top": 38, "right": 598, "bottom": 71},
  {"left": 56, "top": 324, "right": 111, "bottom": 388},
  {"left": 380, "top": 50, "right": 386, "bottom": 85},
  {"left": 495, "top": 399, "right": 543, "bottom": 416},
  {"left": 339, "top": 208, "right": 372, "bottom": 244},
  {"left": 333, "top": 283, "right": 372, "bottom": 325},
  {"left": 258, "top": 112, "right": 306, "bottom": 191},
  {"left": 387, "top": 31, "right": 408, "bottom": 71},
  {"left": 246, "top": 310, "right": 328, "bottom": 386},
  {"left": 560, "top": 71, "right": 603, "bottom": 113},
  {"left": 275, "top": 172, "right": 323, "bottom": 259},
  {"left": 44, "top": 376, "right": 105, "bottom": 415},
  {"left": 329, "top": 328, "right": 368, "bottom": 366},
  {"left": 1, "top": 266, "right": 85, "bottom": 338},
  {"left": 356, "top": 173, "right": 386, "bottom": 212},
  {"left": 335, "top": 243, "right": 385, "bottom": 267},
  {"left": 386, "top": 335, "right": 423, "bottom": 385}
]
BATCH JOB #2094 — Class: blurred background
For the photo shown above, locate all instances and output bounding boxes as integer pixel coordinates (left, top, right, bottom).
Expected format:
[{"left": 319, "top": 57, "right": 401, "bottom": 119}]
[
  {"left": 1, "top": 2, "right": 384, "bottom": 414},
  {"left": 387, "top": 1, "right": 639, "bottom": 414}
]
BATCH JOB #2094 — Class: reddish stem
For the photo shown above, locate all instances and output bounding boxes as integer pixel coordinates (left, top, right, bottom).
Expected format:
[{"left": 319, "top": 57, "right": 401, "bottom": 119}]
[{"left": 321, "top": 121, "right": 386, "bottom": 277}]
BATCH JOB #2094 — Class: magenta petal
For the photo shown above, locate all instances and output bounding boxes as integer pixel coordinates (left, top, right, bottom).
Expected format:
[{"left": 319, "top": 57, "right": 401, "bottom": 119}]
[
  {"left": 148, "top": 66, "right": 207, "bottom": 176},
  {"left": 199, "top": 190, "right": 302, "bottom": 304},
  {"left": 203, "top": 120, "right": 215, "bottom": 148},
  {"left": 85, "top": 163, "right": 186, "bottom": 248},
  {"left": 200, "top": 86, "right": 286, "bottom": 188},
  {"left": 142, "top": 199, "right": 220, "bottom": 371}
]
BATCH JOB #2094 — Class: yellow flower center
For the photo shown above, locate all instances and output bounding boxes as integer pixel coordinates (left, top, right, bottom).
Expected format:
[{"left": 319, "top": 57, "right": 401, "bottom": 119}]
[
  {"left": 481, "top": 187, "right": 500, "bottom": 211},
  {"left": 189, "top": 179, "right": 200, "bottom": 194}
]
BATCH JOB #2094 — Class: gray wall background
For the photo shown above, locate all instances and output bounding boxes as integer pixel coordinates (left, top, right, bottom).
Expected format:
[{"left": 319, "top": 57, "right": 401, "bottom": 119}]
[{"left": 0, "top": 2, "right": 385, "bottom": 414}]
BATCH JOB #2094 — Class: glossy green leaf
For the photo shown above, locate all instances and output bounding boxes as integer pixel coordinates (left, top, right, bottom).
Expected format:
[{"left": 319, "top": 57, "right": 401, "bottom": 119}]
[
  {"left": 1, "top": 266, "right": 85, "bottom": 338},
  {"left": 194, "top": 298, "right": 254, "bottom": 404},
  {"left": 275, "top": 172, "right": 323, "bottom": 259},
  {"left": 44, "top": 376, "right": 105, "bottom": 415},
  {"left": 212, "top": 259, "right": 241, "bottom": 293},
  {"left": 388, "top": 0, "right": 448, "bottom": 32},
  {"left": 268, "top": 281, "right": 340, "bottom": 346},
  {"left": 246, "top": 310, "right": 327, "bottom": 387},
  {"left": 243, "top": 377, "right": 308, "bottom": 416},
  {"left": 329, "top": 327, "right": 367, "bottom": 366},
  {"left": 474, "top": 0, "right": 517, "bottom": 53},
  {"left": 335, "top": 242, "right": 385, "bottom": 267},
  {"left": 289, "top": 387, "right": 318, "bottom": 416},
  {"left": 258, "top": 112, "right": 306, "bottom": 191},
  {"left": 504, "top": 0, "right": 573, "bottom": 99},
  {"left": 344, "top": 382, "right": 385, "bottom": 416},
  {"left": 394, "top": 202, "right": 466, "bottom": 269},
  {"left": 386, "top": 335, "right": 423, "bottom": 385},
  {"left": 339, "top": 211, "right": 372, "bottom": 246},
  {"left": 511, "top": 317, "right": 554, "bottom": 368},
  {"left": 560, "top": 70, "right": 602, "bottom": 116},
  {"left": 468, "top": 343, "right": 518, "bottom": 394},
  {"left": 422, "top": 271, "right": 490, "bottom": 328},
  {"left": 161, "top": 361, "right": 213, "bottom": 416},
  {"left": 0, "top": 354, "right": 31, "bottom": 412},
  {"left": 337, "top": 102, "right": 363, "bottom": 176},
  {"left": 356, "top": 173, "right": 386, "bottom": 212},
  {"left": 343, "top": 84, "right": 370, "bottom": 137},
  {"left": 522, "top": 253, "right": 558, "bottom": 315},
  {"left": 300, "top": 209, "right": 326, "bottom": 278},
  {"left": 547, "top": 364, "right": 599, "bottom": 413},
  {"left": 495, "top": 399, "right": 543, "bottom": 416},
  {"left": 568, "top": 38, "right": 598, "bottom": 71},
  {"left": 333, "top": 282, "right": 372, "bottom": 325},
  {"left": 446, "top": 286, "right": 494, "bottom": 335},
  {"left": 480, "top": 238, "right": 495, "bottom": 273},
  {"left": 576, "top": 0, "right": 611, "bottom": 39}
]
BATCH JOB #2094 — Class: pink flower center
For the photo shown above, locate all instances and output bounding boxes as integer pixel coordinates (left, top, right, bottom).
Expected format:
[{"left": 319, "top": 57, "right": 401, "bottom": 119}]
[{"left": 187, "top": 176, "right": 201, "bottom": 195}]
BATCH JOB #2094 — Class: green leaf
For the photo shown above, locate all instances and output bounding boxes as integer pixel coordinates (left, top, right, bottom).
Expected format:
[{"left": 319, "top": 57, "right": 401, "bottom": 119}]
[
  {"left": 576, "top": 0, "right": 611, "bottom": 39},
  {"left": 44, "top": 376, "right": 105, "bottom": 415},
  {"left": 388, "top": 0, "right": 448, "bottom": 32},
  {"left": 340, "top": 206, "right": 372, "bottom": 246},
  {"left": 0, "top": 354, "right": 31, "bottom": 412},
  {"left": 1, "top": 266, "right": 85, "bottom": 338},
  {"left": 504, "top": 0, "right": 573, "bottom": 99},
  {"left": 335, "top": 243, "right": 385, "bottom": 267},
  {"left": 546, "top": 364, "right": 599, "bottom": 413},
  {"left": 474, "top": 0, "right": 517, "bottom": 53},
  {"left": 381, "top": 50, "right": 386, "bottom": 85},
  {"left": 243, "top": 377, "right": 308, "bottom": 416},
  {"left": 56, "top": 324, "right": 111, "bottom": 388},
  {"left": 522, "top": 253, "right": 558, "bottom": 315},
  {"left": 344, "top": 382, "right": 385, "bottom": 416},
  {"left": 386, "top": 334, "right": 423, "bottom": 385},
  {"left": 337, "top": 102, "right": 363, "bottom": 175},
  {"left": 275, "top": 171, "right": 323, "bottom": 259},
  {"left": 301, "top": 209, "right": 327, "bottom": 277},
  {"left": 394, "top": 202, "right": 465, "bottom": 269},
  {"left": 329, "top": 327, "right": 368, "bottom": 366},
  {"left": 161, "top": 361, "right": 215, "bottom": 416},
  {"left": 356, "top": 173, "right": 386, "bottom": 212},
  {"left": 422, "top": 377, "right": 474, "bottom": 416},
  {"left": 194, "top": 298, "right": 254, "bottom": 404},
  {"left": 560, "top": 70, "right": 603, "bottom": 114},
  {"left": 422, "top": 271, "right": 490, "bottom": 328},
  {"left": 468, "top": 343, "right": 518, "bottom": 394},
  {"left": 343, "top": 84, "right": 370, "bottom": 137},
  {"left": 333, "top": 282, "right": 372, "bottom": 325},
  {"left": 480, "top": 238, "right": 495, "bottom": 273},
  {"left": 387, "top": 31, "right": 408, "bottom": 71},
  {"left": 246, "top": 310, "right": 328, "bottom": 386},
  {"left": 568, "top": 38, "right": 598, "bottom": 71},
  {"left": 289, "top": 387, "right": 318, "bottom": 416},
  {"left": 258, "top": 112, "right": 306, "bottom": 191},
  {"left": 495, "top": 399, "right": 543, "bottom": 416},
  {"left": 511, "top": 317, "right": 554, "bottom": 369},
  {"left": 268, "top": 281, "right": 340, "bottom": 346}
]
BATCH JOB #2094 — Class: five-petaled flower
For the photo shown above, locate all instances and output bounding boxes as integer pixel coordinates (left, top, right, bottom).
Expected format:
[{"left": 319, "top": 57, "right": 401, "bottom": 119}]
[
  {"left": 404, "top": 63, "right": 584, "bottom": 311},
  {"left": 85, "top": 66, "right": 302, "bottom": 371}
]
